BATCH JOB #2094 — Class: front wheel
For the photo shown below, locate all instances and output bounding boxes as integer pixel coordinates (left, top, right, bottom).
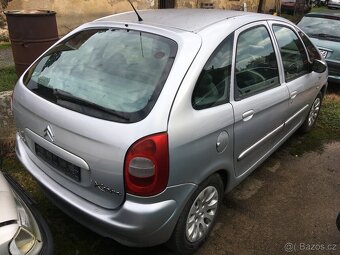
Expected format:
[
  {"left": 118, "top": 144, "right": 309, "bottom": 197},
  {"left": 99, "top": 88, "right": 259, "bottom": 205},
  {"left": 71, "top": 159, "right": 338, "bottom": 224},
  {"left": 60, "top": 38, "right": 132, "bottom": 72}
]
[
  {"left": 300, "top": 92, "right": 322, "bottom": 133},
  {"left": 168, "top": 174, "right": 224, "bottom": 254}
]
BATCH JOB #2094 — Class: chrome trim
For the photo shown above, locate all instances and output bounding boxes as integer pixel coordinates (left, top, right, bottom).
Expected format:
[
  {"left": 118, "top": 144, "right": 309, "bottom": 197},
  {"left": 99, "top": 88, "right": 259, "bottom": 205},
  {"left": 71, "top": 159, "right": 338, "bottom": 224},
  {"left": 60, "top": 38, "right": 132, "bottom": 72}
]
[
  {"left": 285, "top": 104, "right": 309, "bottom": 126},
  {"left": 237, "top": 120, "right": 302, "bottom": 178},
  {"left": 44, "top": 125, "right": 54, "bottom": 142},
  {"left": 237, "top": 124, "right": 284, "bottom": 161},
  {"left": 24, "top": 128, "right": 90, "bottom": 171}
]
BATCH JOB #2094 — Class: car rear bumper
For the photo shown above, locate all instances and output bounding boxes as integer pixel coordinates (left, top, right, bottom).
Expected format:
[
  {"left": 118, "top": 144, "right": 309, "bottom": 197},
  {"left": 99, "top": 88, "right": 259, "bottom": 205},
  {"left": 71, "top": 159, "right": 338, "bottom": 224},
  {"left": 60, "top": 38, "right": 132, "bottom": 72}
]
[
  {"left": 3, "top": 173, "right": 54, "bottom": 255},
  {"left": 16, "top": 134, "right": 196, "bottom": 247}
]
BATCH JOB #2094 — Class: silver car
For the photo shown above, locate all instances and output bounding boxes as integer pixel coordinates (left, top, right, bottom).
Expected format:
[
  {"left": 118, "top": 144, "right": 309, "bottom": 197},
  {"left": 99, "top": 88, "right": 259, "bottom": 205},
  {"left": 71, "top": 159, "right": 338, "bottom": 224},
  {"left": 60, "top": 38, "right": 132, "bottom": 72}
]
[
  {"left": 13, "top": 9, "right": 327, "bottom": 254},
  {"left": 328, "top": 0, "right": 340, "bottom": 8},
  {"left": 0, "top": 172, "right": 53, "bottom": 255}
]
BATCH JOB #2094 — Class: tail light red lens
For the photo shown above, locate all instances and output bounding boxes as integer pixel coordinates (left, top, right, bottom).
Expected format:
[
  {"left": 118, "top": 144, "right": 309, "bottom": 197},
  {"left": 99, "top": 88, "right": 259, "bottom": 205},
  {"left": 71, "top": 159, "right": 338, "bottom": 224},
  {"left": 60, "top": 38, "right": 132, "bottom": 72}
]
[{"left": 124, "top": 133, "right": 169, "bottom": 196}]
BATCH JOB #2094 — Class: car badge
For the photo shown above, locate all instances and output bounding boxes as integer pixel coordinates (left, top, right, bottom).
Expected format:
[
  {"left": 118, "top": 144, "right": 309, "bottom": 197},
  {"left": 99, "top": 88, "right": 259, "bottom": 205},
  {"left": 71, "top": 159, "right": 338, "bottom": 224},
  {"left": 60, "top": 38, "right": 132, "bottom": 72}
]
[{"left": 44, "top": 125, "right": 54, "bottom": 142}]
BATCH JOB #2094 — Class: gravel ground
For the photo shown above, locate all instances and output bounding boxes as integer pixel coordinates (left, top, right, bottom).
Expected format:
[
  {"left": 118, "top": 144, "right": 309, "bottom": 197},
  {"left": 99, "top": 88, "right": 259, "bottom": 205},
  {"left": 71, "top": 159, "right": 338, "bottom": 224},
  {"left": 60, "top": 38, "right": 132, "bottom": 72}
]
[{"left": 0, "top": 47, "right": 14, "bottom": 68}]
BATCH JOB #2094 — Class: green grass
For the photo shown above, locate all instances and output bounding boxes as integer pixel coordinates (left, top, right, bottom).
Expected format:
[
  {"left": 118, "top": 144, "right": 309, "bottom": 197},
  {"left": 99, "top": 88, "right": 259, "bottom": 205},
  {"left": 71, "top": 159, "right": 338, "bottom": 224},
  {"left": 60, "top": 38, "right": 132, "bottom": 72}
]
[
  {"left": 284, "top": 94, "right": 340, "bottom": 156},
  {"left": 0, "top": 94, "right": 339, "bottom": 254},
  {"left": 0, "top": 66, "right": 17, "bottom": 92},
  {"left": 0, "top": 43, "right": 11, "bottom": 50}
]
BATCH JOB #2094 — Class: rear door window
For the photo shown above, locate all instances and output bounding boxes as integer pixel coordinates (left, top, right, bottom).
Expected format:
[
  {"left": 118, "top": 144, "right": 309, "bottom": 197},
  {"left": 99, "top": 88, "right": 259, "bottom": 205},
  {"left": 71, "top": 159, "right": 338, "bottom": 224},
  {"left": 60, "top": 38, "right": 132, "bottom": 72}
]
[{"left": 24, "top": 29, "right": 177, "bottom": 123}]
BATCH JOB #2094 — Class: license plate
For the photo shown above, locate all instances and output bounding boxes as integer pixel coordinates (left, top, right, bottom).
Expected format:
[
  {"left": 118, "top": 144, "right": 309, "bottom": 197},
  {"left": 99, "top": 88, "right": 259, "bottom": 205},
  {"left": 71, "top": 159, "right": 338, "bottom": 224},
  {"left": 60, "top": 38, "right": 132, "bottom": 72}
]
[
  {"left": 319, "top": 49, "right": 328, "bottom": 58},
  {"left": 35, "top": 143, "right": 81, "bottom": 182}
]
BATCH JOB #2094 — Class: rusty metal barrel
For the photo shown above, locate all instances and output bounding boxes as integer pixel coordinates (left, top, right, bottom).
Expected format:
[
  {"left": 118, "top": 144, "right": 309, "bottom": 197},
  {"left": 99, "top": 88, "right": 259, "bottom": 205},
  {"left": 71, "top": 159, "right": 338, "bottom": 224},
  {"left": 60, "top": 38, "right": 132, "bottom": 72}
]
[{"left": 4, "top": 10, "right": 59, "bottom": 77}]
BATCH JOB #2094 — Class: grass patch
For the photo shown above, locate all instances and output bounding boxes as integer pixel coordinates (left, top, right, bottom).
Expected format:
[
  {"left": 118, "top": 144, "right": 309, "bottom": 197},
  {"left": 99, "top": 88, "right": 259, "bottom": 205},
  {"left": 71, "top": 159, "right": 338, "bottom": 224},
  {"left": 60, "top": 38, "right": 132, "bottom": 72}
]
[
  {"left": 284, "top": 94, "right": 340, "bottom": 156},
  {"left": 0, "top": 43, "right": 11, "bottom": 50},
  {"left": 0, "top": 66, "right": 17, "bottom": 92},
  {"left": 310, "top": 6, "right": 338, "bottom": 13},
  {"left": 281, "top": 13, "right": 304, "bottom": 24}
]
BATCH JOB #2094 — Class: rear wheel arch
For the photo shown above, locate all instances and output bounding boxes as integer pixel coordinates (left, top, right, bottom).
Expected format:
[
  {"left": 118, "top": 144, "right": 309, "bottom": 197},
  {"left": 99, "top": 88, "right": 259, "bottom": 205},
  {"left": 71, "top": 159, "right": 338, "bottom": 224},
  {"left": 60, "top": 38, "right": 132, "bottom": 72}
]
[
  {"left": 216, "top": 169, "right": 229, "bottom": 192},
  {"left": 167, "top": 173, "right": 224, "bottom": 254},
  {"left": 320, "top": 84, "right": 327, "bottom": 98}
]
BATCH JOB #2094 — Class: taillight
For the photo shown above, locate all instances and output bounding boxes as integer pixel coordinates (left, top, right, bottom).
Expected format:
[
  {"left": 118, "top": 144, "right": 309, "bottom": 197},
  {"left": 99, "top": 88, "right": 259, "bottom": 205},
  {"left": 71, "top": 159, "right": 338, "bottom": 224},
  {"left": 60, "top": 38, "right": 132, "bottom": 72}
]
[{"left": 124, "top": 133, "right": 169, "bottom": 196}]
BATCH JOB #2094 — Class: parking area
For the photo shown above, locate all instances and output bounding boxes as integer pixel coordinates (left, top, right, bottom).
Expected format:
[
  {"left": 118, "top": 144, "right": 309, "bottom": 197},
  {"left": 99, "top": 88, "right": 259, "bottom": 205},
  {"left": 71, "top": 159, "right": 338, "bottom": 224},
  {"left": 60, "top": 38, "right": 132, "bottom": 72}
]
[
  {"left": 199, "top": 141, "right": 340, "bottom": 255},
  {"left": 0, "top": 6, "right": 339, "bottom": 255}
]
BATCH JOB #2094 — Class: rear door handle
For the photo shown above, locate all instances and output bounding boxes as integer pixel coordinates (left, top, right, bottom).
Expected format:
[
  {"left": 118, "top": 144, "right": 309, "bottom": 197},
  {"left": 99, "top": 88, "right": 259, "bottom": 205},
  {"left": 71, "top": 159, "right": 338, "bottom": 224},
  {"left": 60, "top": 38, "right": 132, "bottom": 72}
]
[
  {"left": 242, "top": 110, "right": 255, "bottom": 121},
  {"left": 290, "top": 91, "right": 298, "bottom": 100}
]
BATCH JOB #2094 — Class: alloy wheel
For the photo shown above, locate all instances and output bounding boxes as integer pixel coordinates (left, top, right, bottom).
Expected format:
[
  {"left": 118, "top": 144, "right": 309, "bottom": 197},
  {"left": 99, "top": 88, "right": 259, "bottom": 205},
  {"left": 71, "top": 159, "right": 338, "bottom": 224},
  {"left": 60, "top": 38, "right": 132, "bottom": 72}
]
[
  {"left": 185, "top": 186, "right": 218, "bottom": 242},
  {"left": 308, "top": 97, "right": 321, "bottom": 127}
]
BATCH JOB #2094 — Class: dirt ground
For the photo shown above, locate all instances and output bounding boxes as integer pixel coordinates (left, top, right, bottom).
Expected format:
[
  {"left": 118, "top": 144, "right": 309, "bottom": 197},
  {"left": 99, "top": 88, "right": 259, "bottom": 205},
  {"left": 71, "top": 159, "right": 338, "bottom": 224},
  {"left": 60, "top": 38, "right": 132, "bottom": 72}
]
[{"left": 197, "top": 141, "right": 340, "bottom": 255}]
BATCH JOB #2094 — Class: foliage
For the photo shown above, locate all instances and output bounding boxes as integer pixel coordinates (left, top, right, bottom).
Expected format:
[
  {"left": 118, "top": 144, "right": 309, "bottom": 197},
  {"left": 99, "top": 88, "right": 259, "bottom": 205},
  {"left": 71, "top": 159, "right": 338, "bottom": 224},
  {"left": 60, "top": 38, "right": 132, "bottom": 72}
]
[{"left": 1, "top": 0, "right": 12, "bottom": 9}]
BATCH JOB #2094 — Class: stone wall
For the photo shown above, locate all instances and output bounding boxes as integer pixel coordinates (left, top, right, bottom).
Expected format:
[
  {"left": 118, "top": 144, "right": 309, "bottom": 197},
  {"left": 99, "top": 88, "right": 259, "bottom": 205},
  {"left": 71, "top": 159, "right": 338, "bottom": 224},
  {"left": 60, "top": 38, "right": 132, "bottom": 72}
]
[
  {"left": 0, "top": 4, "right": 9, "bottom": 41},
  {"left": 177, "top": 0, "right": 257, "bottom": 12},
  {"left": 0, "top": 91, "right": 15, "bottom": 160},
  {"left": 7, "top": 0, "right": 157, "bottom": 36},
  {"left": 5, "top": 0, "right": 276, "bottom": 36}
]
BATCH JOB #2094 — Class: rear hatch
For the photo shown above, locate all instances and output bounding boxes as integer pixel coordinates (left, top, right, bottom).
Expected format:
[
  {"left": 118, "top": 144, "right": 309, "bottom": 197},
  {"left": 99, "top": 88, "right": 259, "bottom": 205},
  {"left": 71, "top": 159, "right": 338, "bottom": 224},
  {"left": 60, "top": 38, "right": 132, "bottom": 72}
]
[{"left": 13, "top": 24, "right": 201, "bottom": 209}]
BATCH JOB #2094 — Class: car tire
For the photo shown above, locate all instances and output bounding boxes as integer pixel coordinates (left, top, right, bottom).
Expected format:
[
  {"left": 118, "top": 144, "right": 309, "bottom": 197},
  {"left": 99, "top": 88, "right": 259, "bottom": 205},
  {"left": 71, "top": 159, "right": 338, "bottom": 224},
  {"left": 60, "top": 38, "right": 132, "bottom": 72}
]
[
  {"left": 300, "top": 92, "right": 322, "bottom": 133},
  {"left": 168, "top": 174, "right": 224, "bottom": 255}
]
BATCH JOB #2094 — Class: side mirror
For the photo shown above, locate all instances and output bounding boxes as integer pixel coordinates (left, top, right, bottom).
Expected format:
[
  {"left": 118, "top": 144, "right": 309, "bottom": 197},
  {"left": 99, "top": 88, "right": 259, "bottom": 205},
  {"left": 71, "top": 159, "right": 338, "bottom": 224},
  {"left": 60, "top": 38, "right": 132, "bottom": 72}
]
[{"left": 311, "top": 59, "right": 327, "bottom": 73}]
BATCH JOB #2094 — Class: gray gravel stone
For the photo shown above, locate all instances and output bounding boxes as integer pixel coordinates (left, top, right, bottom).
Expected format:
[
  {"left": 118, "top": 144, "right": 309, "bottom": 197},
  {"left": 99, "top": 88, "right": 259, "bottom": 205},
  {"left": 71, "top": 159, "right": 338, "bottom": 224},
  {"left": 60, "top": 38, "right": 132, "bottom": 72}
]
[{"left": 0, "top": 46, "right": 14, "bottom": 68}]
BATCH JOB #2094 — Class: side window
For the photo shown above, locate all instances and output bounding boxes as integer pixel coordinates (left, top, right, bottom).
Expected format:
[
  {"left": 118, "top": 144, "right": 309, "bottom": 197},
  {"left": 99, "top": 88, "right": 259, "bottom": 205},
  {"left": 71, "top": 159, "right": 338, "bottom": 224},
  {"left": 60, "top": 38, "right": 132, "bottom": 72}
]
[
  {"left": 192, "top": 34, "right": 233, "bottom": 110},
  {"left": 235, "top": 26, "right": 280, "bottom": 100},
  {"left": 297, "top": 30, "right": 321, "bottom": 61},
  {"left": 273, "top": 25, "right": 309, "bottom": 82}
]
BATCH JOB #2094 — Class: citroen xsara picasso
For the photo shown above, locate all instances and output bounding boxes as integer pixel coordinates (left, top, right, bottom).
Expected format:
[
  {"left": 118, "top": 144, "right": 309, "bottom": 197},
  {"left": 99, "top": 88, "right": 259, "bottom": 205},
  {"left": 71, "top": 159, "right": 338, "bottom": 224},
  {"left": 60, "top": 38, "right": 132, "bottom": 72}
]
[{"left": 13, "top": 9, "right": 327, "bottom": 254}]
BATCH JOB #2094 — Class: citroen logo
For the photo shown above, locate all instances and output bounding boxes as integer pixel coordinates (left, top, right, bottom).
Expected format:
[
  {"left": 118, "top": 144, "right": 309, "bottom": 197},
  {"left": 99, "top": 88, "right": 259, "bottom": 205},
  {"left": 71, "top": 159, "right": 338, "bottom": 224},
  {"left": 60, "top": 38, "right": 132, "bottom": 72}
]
[{"left": 44, "top": 125, "right": 54, "bottom": 142}]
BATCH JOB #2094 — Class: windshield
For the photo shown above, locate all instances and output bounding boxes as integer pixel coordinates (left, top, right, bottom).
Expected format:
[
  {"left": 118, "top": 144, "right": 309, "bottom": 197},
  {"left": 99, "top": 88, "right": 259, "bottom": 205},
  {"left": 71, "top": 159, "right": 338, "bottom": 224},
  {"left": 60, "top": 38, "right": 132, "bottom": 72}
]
[
  {"left": 24, "top": 28, "right": 177, "bottom": 123},
  {"left": 298, "top": 16, "right": 340, "bottom": 39}
]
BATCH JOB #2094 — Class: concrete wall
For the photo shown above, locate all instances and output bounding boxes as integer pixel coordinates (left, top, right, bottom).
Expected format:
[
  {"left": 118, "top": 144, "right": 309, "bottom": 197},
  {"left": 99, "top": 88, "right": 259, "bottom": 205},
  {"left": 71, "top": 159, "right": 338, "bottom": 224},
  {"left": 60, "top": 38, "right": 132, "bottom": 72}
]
[{"left": 6, "top": 0, "right": 276, "bottom": 36}]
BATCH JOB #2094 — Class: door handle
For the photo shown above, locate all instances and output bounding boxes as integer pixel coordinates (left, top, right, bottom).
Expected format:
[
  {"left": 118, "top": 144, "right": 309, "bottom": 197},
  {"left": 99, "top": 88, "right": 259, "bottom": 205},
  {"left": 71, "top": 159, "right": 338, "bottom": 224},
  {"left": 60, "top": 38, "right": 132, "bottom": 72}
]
[
  {"left": 242, "top": 110, "right": 255, "bottom": 121},
  {"left": 290, "top": 91, "right": 298, "bottom": 100}
]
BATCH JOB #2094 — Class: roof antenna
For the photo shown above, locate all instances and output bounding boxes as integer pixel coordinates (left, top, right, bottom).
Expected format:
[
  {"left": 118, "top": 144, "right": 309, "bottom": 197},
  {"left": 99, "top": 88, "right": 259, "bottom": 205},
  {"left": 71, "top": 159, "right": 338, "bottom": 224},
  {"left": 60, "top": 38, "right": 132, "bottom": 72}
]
[{"left": 127, "top": 0, "right": 143, "bottom": 22}]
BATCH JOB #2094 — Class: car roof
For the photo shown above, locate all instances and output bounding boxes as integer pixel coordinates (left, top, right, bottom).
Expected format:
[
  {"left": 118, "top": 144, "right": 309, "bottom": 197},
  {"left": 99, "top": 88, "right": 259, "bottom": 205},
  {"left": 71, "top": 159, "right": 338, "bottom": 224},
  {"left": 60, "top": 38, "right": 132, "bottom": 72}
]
[{"left": 96, "top": 9, "right": 254, "bottom": 32}]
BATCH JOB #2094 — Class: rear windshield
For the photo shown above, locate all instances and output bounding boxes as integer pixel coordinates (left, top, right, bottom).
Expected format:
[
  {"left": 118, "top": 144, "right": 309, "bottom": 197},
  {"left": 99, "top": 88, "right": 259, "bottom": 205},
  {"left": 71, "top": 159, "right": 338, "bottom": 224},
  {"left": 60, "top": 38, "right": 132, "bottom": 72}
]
[{"left": 24, "top": 28, "right": 177, "bottom": 123}]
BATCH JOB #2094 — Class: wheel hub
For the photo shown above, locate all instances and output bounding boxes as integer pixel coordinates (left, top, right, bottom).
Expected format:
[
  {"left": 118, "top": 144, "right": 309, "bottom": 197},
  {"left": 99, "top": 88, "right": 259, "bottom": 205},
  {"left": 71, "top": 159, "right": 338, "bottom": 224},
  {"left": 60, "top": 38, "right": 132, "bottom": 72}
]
[{"left": 185, "top": 186, "right": 218, "bottom": 243}]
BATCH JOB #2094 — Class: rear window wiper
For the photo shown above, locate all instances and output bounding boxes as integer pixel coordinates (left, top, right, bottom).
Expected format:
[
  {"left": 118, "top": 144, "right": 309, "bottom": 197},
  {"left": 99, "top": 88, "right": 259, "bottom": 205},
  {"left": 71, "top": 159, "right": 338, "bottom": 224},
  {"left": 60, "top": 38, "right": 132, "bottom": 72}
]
[{"left": 53, "top": 89, "right": 130, "bottom": 121}]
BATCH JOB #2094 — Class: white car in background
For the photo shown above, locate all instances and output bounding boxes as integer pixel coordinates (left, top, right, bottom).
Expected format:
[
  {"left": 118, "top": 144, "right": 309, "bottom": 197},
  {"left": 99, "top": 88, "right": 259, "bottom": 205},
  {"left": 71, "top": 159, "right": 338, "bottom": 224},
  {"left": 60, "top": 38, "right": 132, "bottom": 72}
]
[
  {"left": 0, "top": 172, "right": 53, "bottom": 255},
  {"left": 328, "top": 0, "right": 340, "bottom": 8}
]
